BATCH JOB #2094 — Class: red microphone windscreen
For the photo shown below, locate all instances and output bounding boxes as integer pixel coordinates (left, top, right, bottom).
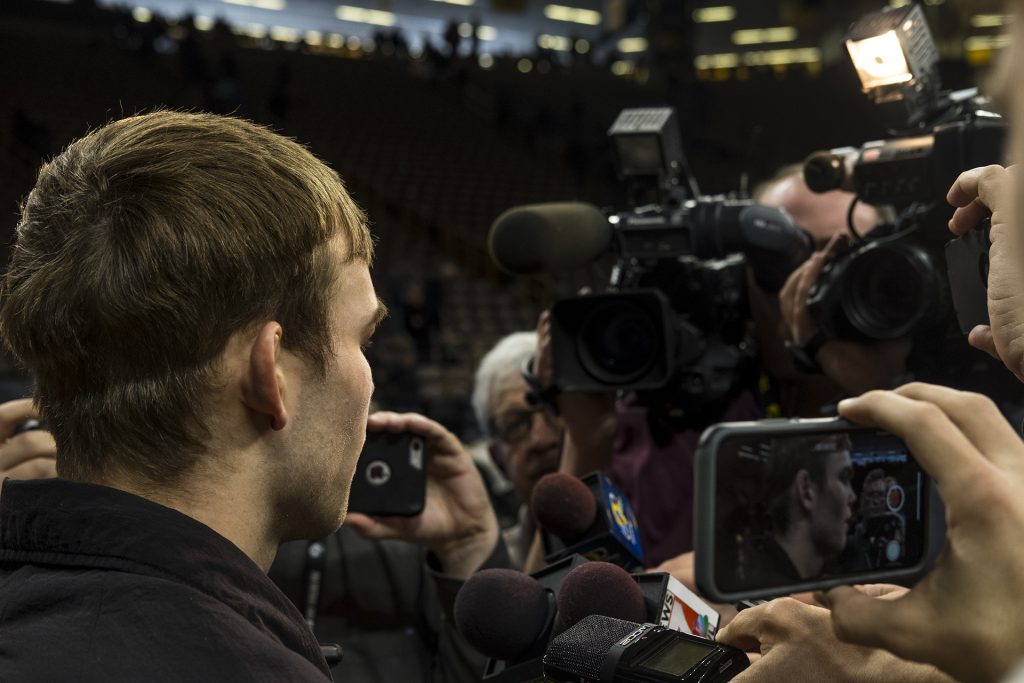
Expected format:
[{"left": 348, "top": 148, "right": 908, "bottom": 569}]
[
  {"left": 453, "top": 568, "right": 551, "bottom": 661},
  {"left": 554, "top": 562, "right": 646, "bottom": 634},
  {"left": 530, "top": 472, "right": 597, "bottom": 539}
]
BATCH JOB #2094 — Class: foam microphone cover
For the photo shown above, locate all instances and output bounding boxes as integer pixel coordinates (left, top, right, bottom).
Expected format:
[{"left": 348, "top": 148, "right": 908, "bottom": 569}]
[
  {"left": 453, "top": 568, "right": 551, "bottom": 661},
  {"left": 553, "top": 562, "right": 647, "bottom": 634},
  {"left": 531, "top": 472, "right": 597, "bottom": 539},
  {"left": 488, "top": 202, "right": 611, "bottom": 274}
]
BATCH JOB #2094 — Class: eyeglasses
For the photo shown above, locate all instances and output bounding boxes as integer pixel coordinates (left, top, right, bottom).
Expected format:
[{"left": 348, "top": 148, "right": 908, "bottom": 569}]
[{"left": 493, "top": 405, "right": 559, "bottom": 446}]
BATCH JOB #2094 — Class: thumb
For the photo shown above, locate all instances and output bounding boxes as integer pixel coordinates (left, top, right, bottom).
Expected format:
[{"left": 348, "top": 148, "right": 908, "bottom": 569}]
[
  {"left": 968, "top": 325, "right": 1000, "bottom": 361},
  {"left": 823, "top": 585, "right": 917, "bottom": 655}
]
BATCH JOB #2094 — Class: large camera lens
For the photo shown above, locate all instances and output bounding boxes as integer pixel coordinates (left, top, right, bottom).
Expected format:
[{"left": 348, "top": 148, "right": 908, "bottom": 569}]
[
  {"left": 842, "top": 244, "right": 936, "bottom": 339},
  {"left": 576, "top": 300, "right": 660, "bottom": 385}
]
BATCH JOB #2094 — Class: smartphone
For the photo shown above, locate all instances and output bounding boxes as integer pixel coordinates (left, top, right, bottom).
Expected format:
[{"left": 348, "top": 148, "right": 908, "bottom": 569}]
[
  {"left": 946, "top": 217, "right": 990, "bottom": 335},
  {"left": 347, "top": 431, "right": 427, "bottom": 517},
  {"left": 694, "top": 418, "right": 936, "bottom": 603}
]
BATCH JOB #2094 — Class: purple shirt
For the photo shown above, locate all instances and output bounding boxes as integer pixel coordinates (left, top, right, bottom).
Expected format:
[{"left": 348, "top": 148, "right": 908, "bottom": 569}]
[{"left": 610, "top": 391, "right": 762, "bottom": 567}]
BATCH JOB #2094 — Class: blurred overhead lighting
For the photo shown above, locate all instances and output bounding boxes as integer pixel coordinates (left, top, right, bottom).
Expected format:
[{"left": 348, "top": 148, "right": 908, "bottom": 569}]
[
  {"left": 236, "top": 23, "right": 268, "bottom": 38},
  {"left": 478, "top": 53, "right": 494, "bottom": 68},
  {"left": 964, "top": 34, "right": 1012, "bottom": 51},
  {"left": 732, "top": 26, "right": 797, "bottom": 45},
  {"left": 617, "top": 37, "right": 648, "bottom": 53},
  {"left": 430, "top": 0, "right": 475, "bottom": 5},
  {"left": 538, "top": 34, "right": 572, "bottom": 51},
  {"left": 611, "top": 60, "right": 635, "bottom": 76},
  {"left": 458, "top": 22, "right": 473, "bottom": 38},
  {"left": 544, "top": 4, "right": 601, "bottom": 26},
  {"left": 305, "top": 30, "right": 323, "bottom": 45},
  {"left": 476, "top": 25, "right": 497, "bottom": 41},
  {"left": 517, "top": 58, "right": 534, "bottom": 73},
  {"left": 694, "top": 52, "right": 739, "bottom": 69},
  {"left": 336, "top": 6, "right": 396, "bottom": 26},
  {"left": 131, "top": 6, "right": 152, "bottom": 22},
  {"left": 193, "top": 15, "right": 214, "bottom": 30},
  {"left": 346, "top": 35, "right": 362, "bottom": 49},
  {"left": 693, "top": 6, "right": 735, "bottom": 23},
  {"left": 271, "top": 26, "right": 301, "bottom": 42},
  {"left": 575, "top": 38, "right": 590, "bottom": 53},
  {"left": 224, "top": 0, "right": 286, "bottom": 10},
  {"left": 971, "top": 14, "right": 1011, "bottom": 28},
  {"left": 327, "top": 33, "right": 344, "bottom": 48},
  {"left": 743, "top": 47, "right": 820, "bottom": 66}
]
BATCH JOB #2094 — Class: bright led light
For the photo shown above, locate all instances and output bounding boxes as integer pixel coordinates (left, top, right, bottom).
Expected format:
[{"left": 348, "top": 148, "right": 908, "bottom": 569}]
[
  {"left": 846, "top": 31, "right": 912, "bottom": 89},
  {"left": 732, "top": 26, "right": 797, "bottom": 45},
  {"left": 132, "top": 6, "right": 152, "bottom": 22},
  {"left": 618, "top": 37, "right": 648, "bottom": 53},
  {"left": 347, "top": 35, "right": 362, "bottom": 50},
  {"left": 336, "top": 6, "right": 396, "bottom": 26},
  {"left": 327, "top": 33, "right": 344, "bottom": 48},
  {"left": 693, "top": 6, "right": 735, "bottom": 23},
  {"left": 458, "top": 22, "right": 473, "bottom": 38},
  {"left": 517, "top": 58, "right": 533, "bottom": 73},
  {"left": 478, "top": 53, "right": 494, "bottom": 68},
  {"left": 430, "top": 0, "right": 475, "bottom": 5},
  {"left": 476, "top": 25, "right": 497, "bottom": 41},
  {"left": 193, "top": 15, "right": 214, "bottom": 30},
  {"left": 305, "top": 30, "right": 323, "bottom": 45},
  {"left": 544, "top": 4, "right": 601, "bottom": 26}
]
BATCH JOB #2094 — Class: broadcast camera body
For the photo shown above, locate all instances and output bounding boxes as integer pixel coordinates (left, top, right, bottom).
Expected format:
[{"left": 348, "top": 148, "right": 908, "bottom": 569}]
[
  {"left": 489, "top": 108, "right": 813, "bottom": 429},
  {"left": 801, "top": 3, "right": 1004, "bottom": 344}
]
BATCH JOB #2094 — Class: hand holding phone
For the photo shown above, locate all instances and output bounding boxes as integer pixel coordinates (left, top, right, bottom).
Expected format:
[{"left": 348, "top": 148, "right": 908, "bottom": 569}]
[
  {"left": 695, "top": 417, "right": 935, "bottom": 603},
  {"left": 346, "top": 412, "right": 500, "bottom": 581},
  {"left": 821, "top": 383, "right": 1024, "bottom": 683}
]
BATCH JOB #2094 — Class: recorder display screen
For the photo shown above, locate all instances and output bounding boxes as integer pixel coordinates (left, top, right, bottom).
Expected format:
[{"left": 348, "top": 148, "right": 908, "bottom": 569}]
[{"left": 714, "top": 429, "right": 927, "bottom": 592}]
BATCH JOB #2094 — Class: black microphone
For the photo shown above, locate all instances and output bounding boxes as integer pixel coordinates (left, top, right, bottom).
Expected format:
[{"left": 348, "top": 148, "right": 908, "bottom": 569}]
[
  {"left": 531, "top": 472, "right": 645, "bottom": 570},
  {"left": 543, "top": 615, "right": 749, "bottom": 683},
  {"left": 454, "top": 556, "right": 643, "bottom": 682},
  {"left": 488, "top": 202, "right": 612, "bottom": 275}
]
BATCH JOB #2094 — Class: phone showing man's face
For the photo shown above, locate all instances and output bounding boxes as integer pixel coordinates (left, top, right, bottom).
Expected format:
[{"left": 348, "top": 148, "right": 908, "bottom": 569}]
[{"left": 695, "top": 418, "right": 934, "bottom": 603}]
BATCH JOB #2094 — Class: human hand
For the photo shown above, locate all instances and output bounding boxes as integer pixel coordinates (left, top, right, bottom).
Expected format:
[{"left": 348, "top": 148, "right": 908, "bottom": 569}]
[
  {"left": 779, "top": 235, "right": 910, "bottom": 393},
  {"left": 0, "top": 399, "right": 57, "bottom": 481},
  {"left": 346, "top": 411, "right": 499, "bottom": 580},
  {"left": 717, "top": 597, "right": 955, "bottom": 683},
  {"left": 946, "top": 165, "right": 1024, "bottom": 382},
  {"left": 821, "top": 382, "right": 1024, "bottom": 683},
  {"left": 535, "top": 306, "right": 615, "bottom": 475}
]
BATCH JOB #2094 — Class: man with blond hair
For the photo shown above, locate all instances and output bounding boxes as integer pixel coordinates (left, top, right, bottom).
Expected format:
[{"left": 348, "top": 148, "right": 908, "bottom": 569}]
[{"left": 0, "top": 111, "right": 499, "bottom": 680}]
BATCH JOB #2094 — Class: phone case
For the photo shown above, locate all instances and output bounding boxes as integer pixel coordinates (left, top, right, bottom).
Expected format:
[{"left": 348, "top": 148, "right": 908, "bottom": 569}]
[
  {"left": 694, "top": 417, "right": 938, "bottom": 603},
  {"left": 348, "top": 432, "right": 427, "bottom": 517}
]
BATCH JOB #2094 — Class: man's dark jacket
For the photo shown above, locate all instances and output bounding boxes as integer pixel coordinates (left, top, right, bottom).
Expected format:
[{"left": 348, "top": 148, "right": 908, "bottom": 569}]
[{"left": 0, "top": 478, "right": 332, "bottom": 681}]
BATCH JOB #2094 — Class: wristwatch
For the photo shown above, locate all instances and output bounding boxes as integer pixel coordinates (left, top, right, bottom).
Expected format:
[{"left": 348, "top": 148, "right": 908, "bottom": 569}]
[{"left": 785, "top": 331, "right": 829, "bottom": 374}]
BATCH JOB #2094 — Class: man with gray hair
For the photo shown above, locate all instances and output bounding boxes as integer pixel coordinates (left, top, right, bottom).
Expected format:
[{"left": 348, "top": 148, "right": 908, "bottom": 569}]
[{"left": 471, "top": 331, "right": 562, "bottom": 567}]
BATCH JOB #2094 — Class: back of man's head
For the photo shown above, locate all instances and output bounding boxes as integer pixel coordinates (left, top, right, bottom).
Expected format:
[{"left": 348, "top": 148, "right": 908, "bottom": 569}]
[{"left": 1, "top": 111, "right": 372, "bottom": 485}]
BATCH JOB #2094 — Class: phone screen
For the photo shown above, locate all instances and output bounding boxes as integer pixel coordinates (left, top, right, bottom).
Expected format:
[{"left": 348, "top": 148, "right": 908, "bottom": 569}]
[{"left": 713, "top": 427, "right": 927, "bottom": 594}]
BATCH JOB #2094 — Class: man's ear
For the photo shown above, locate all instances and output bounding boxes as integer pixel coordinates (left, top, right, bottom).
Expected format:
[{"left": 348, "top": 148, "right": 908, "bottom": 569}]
[
  {"left": 240, "top": 322, "right": 288, "bottom": 431},
  {"left": 795, "top": 469, "right": 817, "bottom": 513}
]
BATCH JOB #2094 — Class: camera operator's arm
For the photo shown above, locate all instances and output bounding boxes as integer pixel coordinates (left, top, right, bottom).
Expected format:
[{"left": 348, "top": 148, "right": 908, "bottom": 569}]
[
  {"left": 947, "top": 165, "right": 1024, "bottom": 383},
  {"left": 716, "top": 596, "right": 955, "bottom": 683},
  {"left": 0, "top": 399, "right": 57, "bottom": 484},
  {"left": 346, "top": 411, "right": 501, "bottom": 581},
  {"left": 779, "top": 238, "right": 911, "bottom": 395},
  {"left": 534, "top": 309, "right": 617, "bottom": 476},
  {"left": 820, "top": 383, "right": 1024, "bottom": 683}
]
